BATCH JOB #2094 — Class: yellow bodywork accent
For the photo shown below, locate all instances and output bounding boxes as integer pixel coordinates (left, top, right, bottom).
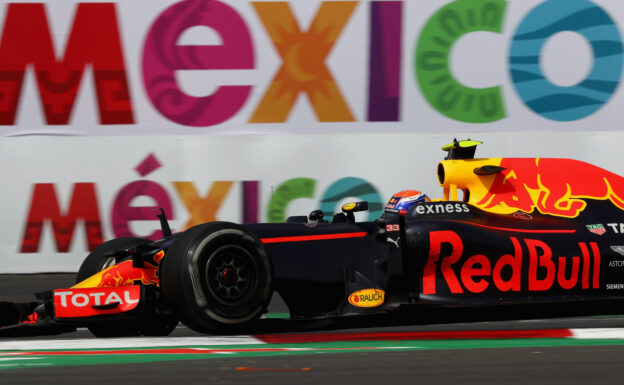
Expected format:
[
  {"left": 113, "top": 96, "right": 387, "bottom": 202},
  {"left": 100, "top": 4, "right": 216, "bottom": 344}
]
[
  {"left": 72, "top": 266, "right": 114, "bottom": 289},
  {"left": 437, "top": 157, "right": 517, "bottom": 214},
  {"left": 72, "top": 250, "right": 165, "bottom": 288},
  {"left": 441, "top": 140, "right": 482, "bottom": 151},
  {"left": 342, "top": 202, "right": 356, "bottom": 211}
]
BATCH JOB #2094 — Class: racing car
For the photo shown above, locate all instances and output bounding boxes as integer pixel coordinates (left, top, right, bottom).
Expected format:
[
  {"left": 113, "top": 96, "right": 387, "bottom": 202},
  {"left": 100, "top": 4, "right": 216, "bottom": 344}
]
[{"left": 2, "top": 139, "right": 624, "bottom": 337}]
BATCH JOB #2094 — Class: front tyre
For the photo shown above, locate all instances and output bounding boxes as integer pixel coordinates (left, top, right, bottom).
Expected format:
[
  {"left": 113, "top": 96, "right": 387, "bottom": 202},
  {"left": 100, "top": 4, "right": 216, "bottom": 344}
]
[
  {"left": 159, "top": 222, "right": 273, "bottom": 334},
  {"left": 76, "top": 237, "right": 177, "bottom": 337},
  {"left": 76, "top": 237, "right": 149, "bottom": 284}
]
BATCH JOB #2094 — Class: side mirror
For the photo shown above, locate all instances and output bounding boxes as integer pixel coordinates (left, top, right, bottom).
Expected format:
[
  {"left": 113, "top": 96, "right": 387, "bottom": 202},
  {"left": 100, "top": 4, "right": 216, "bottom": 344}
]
[
  {"left": 308, "top": 209, "right": 326, "bottom": 223},
  {"left": 342, "top": 201, "right": 369, "bottom": 213},
  {"left": 341, "top": 201, "right": 368, "bottom": 223}
]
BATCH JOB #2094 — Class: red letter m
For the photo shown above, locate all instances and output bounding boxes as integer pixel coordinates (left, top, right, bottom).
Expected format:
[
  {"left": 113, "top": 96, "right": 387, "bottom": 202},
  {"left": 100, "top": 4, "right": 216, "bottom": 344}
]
[
  {"left": 21, "top": 183, "right": 103, "bottom": 253},
  {"left": 0, "top": 3, "right": 134, "bottom": 125}
]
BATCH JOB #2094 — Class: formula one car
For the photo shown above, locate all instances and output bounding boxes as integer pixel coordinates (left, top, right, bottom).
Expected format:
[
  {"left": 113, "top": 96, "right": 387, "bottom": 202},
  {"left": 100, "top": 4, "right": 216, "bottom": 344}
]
[{"left": 3, "top": 139, "right": 624, "bottom": 337}]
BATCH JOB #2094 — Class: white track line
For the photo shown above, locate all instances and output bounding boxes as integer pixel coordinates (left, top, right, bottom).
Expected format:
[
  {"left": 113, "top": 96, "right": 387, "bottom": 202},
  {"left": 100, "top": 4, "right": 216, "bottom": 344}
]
[
  {"left": 570, "top": 328, "right": 624, "bottom": 339},
  {"left": 0, "top": 363, "right": 51, "bottom": 368},
  {"left": 0, "top": 357, "right": 42, "bottom": 361},
  {"left": 3, "top": 329, "right": 624, "bottom": 352},
  {"left": 0, "top": 336, "right": 263, "bottom": 351}
]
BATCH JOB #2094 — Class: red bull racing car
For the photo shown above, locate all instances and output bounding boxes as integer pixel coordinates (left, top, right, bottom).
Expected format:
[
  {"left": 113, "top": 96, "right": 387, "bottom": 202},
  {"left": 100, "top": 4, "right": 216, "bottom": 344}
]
[{"left": 3, "top": 139, "right": 624, "bottom": 337}]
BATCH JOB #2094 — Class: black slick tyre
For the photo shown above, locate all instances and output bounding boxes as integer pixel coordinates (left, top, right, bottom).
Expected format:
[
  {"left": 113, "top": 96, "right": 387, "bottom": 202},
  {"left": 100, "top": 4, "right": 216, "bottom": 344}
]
[{"left": 159, "top": 222, "right": 273, "bottom": 334}]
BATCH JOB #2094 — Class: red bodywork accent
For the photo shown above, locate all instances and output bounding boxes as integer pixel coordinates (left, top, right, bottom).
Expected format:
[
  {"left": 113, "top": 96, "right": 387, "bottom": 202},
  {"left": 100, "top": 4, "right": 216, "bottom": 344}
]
[
  {"left": 261, "top": 232, "right": 367, "bottom": 244},
  {"left": 477, "top": 158, "right": 624, "bottom": 217},
  {"left": 97, "top": 260, "right": 160, "bottom": 287},
  {"left": 74, "top": 249, "right": 164, "bottom": 288},
  {"left": 453, "top": 221, "right": 576, "bottom": 234},
  {"left": 19, "top": 312, "right": 41, "bottom": 325}
]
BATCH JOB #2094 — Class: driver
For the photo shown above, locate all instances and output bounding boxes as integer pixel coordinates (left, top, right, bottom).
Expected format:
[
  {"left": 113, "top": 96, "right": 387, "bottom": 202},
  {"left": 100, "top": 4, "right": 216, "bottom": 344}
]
[{"left": 384, "top": 190, "right": 430, "bottom": 215}]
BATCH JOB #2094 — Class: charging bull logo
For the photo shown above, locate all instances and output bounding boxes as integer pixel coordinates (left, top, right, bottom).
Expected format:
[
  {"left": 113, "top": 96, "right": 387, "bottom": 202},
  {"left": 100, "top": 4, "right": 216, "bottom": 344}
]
[
  {"left": 98, "top": 260, "right": 160, "bottom": 287},
  {"left": 72, "top": 250, "right": 164, "bottom": 289},
  {"left": 99, "top": 251, "right": 163, "bottom": 287},
  {"left": 477, "top": 158, "right": 624, "bottom": 218}
]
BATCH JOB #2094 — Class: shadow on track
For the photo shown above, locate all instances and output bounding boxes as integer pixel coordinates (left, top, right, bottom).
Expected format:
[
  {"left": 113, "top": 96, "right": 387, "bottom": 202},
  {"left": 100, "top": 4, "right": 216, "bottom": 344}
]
[{"left": 242, "top": 300, "right": 624, "bottom": 335}]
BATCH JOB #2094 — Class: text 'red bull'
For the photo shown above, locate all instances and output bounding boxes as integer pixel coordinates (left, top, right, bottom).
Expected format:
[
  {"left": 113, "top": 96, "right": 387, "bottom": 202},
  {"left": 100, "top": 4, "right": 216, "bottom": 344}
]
[
  {"left": 477, "top": 158, "right": 624, "bottom": 218},
  {"left": 423, "top": 230, "right": 600, "bottom": 295}
]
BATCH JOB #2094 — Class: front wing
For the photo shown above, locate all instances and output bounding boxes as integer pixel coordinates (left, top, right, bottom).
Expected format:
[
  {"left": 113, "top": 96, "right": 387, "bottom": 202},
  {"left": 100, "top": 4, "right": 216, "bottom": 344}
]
[{"left": 0, "top": 284, "right": 157, "bottom": 337}]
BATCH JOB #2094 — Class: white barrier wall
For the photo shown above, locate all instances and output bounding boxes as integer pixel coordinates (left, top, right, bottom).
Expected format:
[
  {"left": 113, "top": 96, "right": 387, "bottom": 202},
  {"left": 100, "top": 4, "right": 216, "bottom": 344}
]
[{"left": 0, "top": 132, "right": 623, "bottom": 273}]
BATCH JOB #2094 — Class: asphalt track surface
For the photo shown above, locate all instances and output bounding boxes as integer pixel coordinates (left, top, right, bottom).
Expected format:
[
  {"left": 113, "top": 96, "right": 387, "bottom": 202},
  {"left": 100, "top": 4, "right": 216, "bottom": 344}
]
[{"left": 2, "top": 275, "right": 624, "bottom": 384}]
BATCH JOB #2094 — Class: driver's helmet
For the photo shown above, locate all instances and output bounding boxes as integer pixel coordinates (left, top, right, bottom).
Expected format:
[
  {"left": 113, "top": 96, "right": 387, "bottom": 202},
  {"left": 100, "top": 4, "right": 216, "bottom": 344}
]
[{"left": 384, "top": 190, "right": 430, "bottom": 215}]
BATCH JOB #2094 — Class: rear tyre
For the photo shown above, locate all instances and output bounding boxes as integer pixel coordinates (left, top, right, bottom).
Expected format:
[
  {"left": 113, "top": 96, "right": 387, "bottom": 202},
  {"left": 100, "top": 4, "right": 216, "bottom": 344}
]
[{"left": 159, "top": 222, "right": 273, "bottom": 334}]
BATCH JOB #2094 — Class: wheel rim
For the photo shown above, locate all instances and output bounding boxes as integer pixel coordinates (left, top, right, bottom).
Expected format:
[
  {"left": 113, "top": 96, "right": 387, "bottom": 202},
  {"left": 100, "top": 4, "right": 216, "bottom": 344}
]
[{"left": 204, "top": 245, "right": 257, "bottom": 307}]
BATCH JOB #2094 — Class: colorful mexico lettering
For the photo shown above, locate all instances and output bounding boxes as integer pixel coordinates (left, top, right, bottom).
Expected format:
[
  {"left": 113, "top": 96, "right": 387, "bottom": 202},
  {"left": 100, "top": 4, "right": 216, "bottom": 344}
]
[
  {"left": 19, "top": 154, "right": 384, "bottom": 253},
  {"left": 417, "top": 0, "right": 623, "bottom": 123},
  {"left": 0, "top": 3, "right": 133, "bottom": 125},
  {"left": 1, "top": 0, "right": 622, "bottom": 129}
]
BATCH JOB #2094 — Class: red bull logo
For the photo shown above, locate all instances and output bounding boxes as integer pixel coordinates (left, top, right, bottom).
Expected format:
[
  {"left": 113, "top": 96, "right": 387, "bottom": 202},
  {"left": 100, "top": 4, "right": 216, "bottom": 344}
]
[
  {"left": 73, "top": 250, "right": 164, "bottom": 289},
  {"left": 98, "top": 260, "right": 160, "bottom": 287},
  {"left": 423, "top": 230, "right": 601, "bottom": 295},
  {"left": 476, "top": 158, "right": 624, "bottom": 218}
]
